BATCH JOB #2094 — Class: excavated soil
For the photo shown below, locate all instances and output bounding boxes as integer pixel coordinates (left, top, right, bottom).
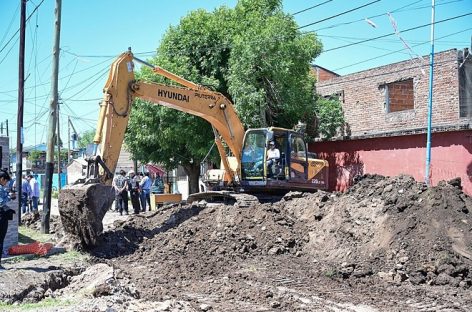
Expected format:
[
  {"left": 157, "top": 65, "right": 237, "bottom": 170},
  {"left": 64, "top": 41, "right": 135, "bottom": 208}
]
[{"left": 84, "top": 174, "right": 472, "bottom": 311}]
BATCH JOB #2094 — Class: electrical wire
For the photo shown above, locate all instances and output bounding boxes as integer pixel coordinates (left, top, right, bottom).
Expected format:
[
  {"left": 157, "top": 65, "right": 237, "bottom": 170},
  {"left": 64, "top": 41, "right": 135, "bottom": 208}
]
[
  {"left": 0, "top": 3, "right": 20, "bottom": 50},
  {"left": 291, "top": 0, "right": 334, "bottom": 16},
  {"left": 320, "top": 12, "right": 472, "bottom": 53},
  {"left": 0, "top": 0, "right": 45, "bottom": 56},
  {"left": 331, "top": 27, "right": 472, "bottom": 72},
  {"left": 298, "top": 0, "right": 382, "bottom": 29},
  {"left": 313, "top": 0, "right": 462, "bottom": 32}
]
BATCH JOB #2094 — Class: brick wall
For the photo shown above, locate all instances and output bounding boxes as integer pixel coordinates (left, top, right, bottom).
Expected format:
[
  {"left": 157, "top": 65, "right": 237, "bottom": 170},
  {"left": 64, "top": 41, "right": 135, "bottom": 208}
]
[
  {"left": 316, "top": 49, "right": 465, "bottom": 136},
  {"left": 311, "top": 65, "right": 340, "bottom": 82},
  {"left": 387, "top": 79, "right": 414, "bottom": 112}
]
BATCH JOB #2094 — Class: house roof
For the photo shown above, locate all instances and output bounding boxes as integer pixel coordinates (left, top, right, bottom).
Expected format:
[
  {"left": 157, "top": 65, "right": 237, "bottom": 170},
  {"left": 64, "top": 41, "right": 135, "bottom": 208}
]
[{"left": 146, "top": 164, "right": 165, "bottom": 176}]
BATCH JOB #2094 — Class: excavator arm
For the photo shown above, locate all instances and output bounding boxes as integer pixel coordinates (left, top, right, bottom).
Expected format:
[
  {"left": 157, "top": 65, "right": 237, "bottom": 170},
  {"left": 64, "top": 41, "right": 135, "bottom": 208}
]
[
  {"left": 93, "top": 51, "right": 244, "bottom": 185},
  {"left": 59, "top": 51, "right": 245, "bottom": 247}
]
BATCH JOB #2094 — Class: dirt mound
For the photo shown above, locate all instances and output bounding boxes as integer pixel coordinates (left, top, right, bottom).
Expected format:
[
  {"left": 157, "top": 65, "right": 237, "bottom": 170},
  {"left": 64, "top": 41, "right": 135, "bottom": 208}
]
[
  {"left": 22, "top": 211, "right": 62, "bottom": 234},
  {"left": 293, "top": 174, "right": 472, "bottom": 286},
  {"left": 87, "top": 174, "right": 472, "bottom": 310}
]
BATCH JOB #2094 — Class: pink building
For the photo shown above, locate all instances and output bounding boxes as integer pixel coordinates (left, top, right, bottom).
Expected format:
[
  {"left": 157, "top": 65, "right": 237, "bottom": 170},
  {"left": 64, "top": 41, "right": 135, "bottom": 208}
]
[{"left": 312, "top": 48, "right": 472, "bottom": 194}]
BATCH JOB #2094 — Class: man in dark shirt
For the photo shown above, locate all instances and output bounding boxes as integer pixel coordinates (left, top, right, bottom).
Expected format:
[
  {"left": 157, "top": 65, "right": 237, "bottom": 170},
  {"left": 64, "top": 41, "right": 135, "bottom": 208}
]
[{"left": 112, "top": 170, "right": 129, "bottom": 216}]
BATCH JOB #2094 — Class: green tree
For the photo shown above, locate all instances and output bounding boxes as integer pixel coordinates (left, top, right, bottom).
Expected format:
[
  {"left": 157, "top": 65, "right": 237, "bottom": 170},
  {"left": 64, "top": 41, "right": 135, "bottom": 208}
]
[
  {"left": 28, "top": 150, "right": 42, "bottom": 162},
  {"left": 126, "top": 0, "right": 327, "bottom": 194},
  {"left": 78, "top": 129, "right": 96, "bottom": 149},
  {"left": 315, "top": 97, "right": 345, "bottom": 139}
]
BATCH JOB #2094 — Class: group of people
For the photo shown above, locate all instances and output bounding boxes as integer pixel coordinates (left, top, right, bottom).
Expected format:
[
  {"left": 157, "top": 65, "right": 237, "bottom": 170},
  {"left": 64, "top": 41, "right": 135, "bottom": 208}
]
[
  {"left": 112, "top": 170, "right": 164, "bottom": 216},
  {"left": 18, "top": 174, "right": 40, "bottom": 215}
]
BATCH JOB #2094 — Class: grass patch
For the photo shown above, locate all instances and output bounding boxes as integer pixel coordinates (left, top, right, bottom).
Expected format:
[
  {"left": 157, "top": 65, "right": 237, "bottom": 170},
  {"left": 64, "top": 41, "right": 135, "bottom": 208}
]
[
  {"left": 0, "top": 298, "right": 75, "bottom": 311},
  {"left": 18, "top": 226, "right": 52, "bottom": 244},
  {"left": 49, "top": 250, "right": 89, "bottom": 262}
]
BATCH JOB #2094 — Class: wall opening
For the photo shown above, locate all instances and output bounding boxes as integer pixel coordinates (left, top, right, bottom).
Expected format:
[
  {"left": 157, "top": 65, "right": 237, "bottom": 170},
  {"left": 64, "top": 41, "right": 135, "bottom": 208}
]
[{"left": 384, "top": 78, "right": 414, "bottom": 113}]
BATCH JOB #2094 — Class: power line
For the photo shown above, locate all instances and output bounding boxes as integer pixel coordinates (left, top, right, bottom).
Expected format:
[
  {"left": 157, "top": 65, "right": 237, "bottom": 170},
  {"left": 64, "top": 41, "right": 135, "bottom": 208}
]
[
  {"left": 0, "top": 0, "right": 45, "bottom": 56},
  {"left": 313, "top": 0, "right": 424, "bottom": 31},
  {"left": 292, "top": 0, "right": 334, "bottom": 16},
  {"left": 331, "top": 27, "right": 472, "bottom": 72},
  {"left": 61, "top": 49, "right": 156, "bottom": 59},
  {"left": 0, "top": 3, "right": 20, "bottom": 49},
  {"left": 320, "top": 12, "right": 472, "bottom": 53},
  {"left": 298, "top": 0, "right": 382, "bottom": 30},
  {"left": 313, "top": 0, "right": 462, "bottom": 32}
]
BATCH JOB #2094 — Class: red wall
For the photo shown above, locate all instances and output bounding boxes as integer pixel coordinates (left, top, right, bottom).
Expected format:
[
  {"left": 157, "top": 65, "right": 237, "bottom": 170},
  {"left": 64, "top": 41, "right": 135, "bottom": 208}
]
[{"left": 309, "top": 130, "right": 472, "bottom": 195}]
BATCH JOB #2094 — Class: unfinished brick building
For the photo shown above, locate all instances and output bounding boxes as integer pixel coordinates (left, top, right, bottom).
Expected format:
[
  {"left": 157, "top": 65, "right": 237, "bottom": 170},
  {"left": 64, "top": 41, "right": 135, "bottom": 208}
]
[{"left": 312, "top": 48, "right": 472, "bottom": 195}]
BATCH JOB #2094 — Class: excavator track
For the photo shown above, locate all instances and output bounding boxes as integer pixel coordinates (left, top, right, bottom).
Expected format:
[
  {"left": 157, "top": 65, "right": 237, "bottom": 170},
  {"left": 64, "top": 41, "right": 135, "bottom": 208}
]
[{"left": 186, "top": 191, "right": 260, "bottom": 208}]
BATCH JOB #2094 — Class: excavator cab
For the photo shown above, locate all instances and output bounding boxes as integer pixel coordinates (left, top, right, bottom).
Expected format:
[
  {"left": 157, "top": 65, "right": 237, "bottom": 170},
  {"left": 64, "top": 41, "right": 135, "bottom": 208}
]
[{"left": 240, "top": 127, "right": 329, "bottom": 192}]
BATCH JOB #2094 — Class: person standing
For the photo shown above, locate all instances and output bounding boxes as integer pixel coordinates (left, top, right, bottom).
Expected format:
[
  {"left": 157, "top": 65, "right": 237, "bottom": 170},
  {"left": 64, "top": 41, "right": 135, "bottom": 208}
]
[
  {"left": 0, "top": 170, "right": 15, "bottom": 270},
  {"left": 28, "top": 174, "right": 40, "bottom": 212},
  {"left": 151, "top": 174, "right": 165, "bottom": 194},
  {"left": 128, "top": 170, "right": 141, "bottom": 214},
  {"left": 139, "top": 172, "right": 152, "bottom": 212},
  {"left": 112, "top": 170, "right": 129, "bottom": 216},
  {"left": 20, "top": 175, "right": 32, "bottom": 214}
]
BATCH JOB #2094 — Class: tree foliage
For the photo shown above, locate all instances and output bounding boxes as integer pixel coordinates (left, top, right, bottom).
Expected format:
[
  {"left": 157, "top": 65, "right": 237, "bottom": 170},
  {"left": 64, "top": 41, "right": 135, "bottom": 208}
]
[
  {"left": 315, "top": 97, "right": 345, "bottom": 139},
  {"left": 78, "top": 129, "right": 95, "bottom": 149},
  {"left": 28, "top": 150, "right": 42, "bottom": 162},
  {"left": 126, "top": 0, "right": 331, "bottom": 193}
]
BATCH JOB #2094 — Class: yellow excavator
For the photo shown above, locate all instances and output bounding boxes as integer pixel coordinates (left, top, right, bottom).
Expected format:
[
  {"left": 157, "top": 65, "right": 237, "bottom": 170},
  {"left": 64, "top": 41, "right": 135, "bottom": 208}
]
[{"left": 58, "top": 50, "right": 329, "bottom": 247}]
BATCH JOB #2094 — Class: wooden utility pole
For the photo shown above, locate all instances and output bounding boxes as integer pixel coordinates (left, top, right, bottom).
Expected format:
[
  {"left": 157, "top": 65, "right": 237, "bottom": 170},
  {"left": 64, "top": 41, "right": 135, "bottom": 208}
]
[
  {"left": 42, "top": 0, "right": 62, "bottom": 234},
  {"left": 16, "top": 0, "right": 27, "bottom": 225}
]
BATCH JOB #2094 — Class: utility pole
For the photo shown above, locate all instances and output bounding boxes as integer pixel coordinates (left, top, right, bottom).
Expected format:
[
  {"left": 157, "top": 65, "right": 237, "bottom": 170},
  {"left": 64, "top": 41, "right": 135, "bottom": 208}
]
[
  {"left": 16, "top": 0, "right": 27, "bottom": 225},
  {"left": 42, "top": 0, "right": 62, "bottom": 234},
  {"left": 6, "top": 119, "right": 9, "bottom": 137},
  {"left": 425, "top": 0, "right": 435, "bottom": 186},
  {"left": 57, "top": 99, "right": 61, "bottom": 190}
]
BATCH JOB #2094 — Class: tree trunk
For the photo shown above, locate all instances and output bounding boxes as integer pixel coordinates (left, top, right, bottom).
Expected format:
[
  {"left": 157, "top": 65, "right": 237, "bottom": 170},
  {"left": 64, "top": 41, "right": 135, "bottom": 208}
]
[{"left": 183, "top": 163, "right": 201, "bottom": 195}]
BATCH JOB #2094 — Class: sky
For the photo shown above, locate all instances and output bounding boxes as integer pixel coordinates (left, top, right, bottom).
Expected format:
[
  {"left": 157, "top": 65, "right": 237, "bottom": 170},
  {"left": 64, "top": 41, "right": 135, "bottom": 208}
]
[{"left": 0, "top": 0, "right": 471, "bottom": 149}]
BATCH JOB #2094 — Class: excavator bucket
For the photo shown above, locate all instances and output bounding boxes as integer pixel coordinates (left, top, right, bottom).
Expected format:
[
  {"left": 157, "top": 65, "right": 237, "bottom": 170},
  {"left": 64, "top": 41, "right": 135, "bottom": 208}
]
[{"left": 58, "top": 183, "right": 115, "bottom": 248}]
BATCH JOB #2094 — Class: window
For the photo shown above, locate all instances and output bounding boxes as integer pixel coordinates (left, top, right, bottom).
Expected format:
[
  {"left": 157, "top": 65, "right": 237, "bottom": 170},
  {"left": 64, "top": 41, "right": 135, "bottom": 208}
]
[
  {"left": 241, "top": 131, "right": 266, "bottom": 178},
  {"left": 384, "top": 79, "right": 414, "bottom": 113},
  {"left": 324, "top": 90, "right": 344, "bottom": 103}
]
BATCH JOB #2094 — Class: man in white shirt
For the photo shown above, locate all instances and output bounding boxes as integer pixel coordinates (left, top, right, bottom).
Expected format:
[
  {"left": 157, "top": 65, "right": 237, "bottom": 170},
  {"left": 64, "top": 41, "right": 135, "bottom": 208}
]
[
  {"left": 28, "top": 174, "right": 40, "bottom": 212},
  {"left": 266, "top": 141, "right": 280, "bottom": 177}
]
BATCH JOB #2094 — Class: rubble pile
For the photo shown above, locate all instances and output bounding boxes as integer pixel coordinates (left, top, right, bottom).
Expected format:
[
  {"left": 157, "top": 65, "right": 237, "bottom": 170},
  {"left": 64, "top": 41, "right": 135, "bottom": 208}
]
[{"left": 88, "top": 174, "right": 472, "bottom": 309}]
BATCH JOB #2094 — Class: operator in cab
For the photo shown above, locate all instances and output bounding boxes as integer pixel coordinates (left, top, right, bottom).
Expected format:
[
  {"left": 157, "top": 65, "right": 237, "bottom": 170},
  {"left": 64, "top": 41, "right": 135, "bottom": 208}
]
[{"left": 266, "top": 141, "right": 280, "bottom": 178}]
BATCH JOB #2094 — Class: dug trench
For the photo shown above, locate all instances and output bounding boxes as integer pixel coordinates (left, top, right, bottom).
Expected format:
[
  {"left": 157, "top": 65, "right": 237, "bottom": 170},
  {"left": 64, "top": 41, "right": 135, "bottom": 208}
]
[
  {"left": 2, "top": 174, "right": 472, "bottom": 311},
  {"left": 88, "top": 174, "right": 472, "bottom": 311}
]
